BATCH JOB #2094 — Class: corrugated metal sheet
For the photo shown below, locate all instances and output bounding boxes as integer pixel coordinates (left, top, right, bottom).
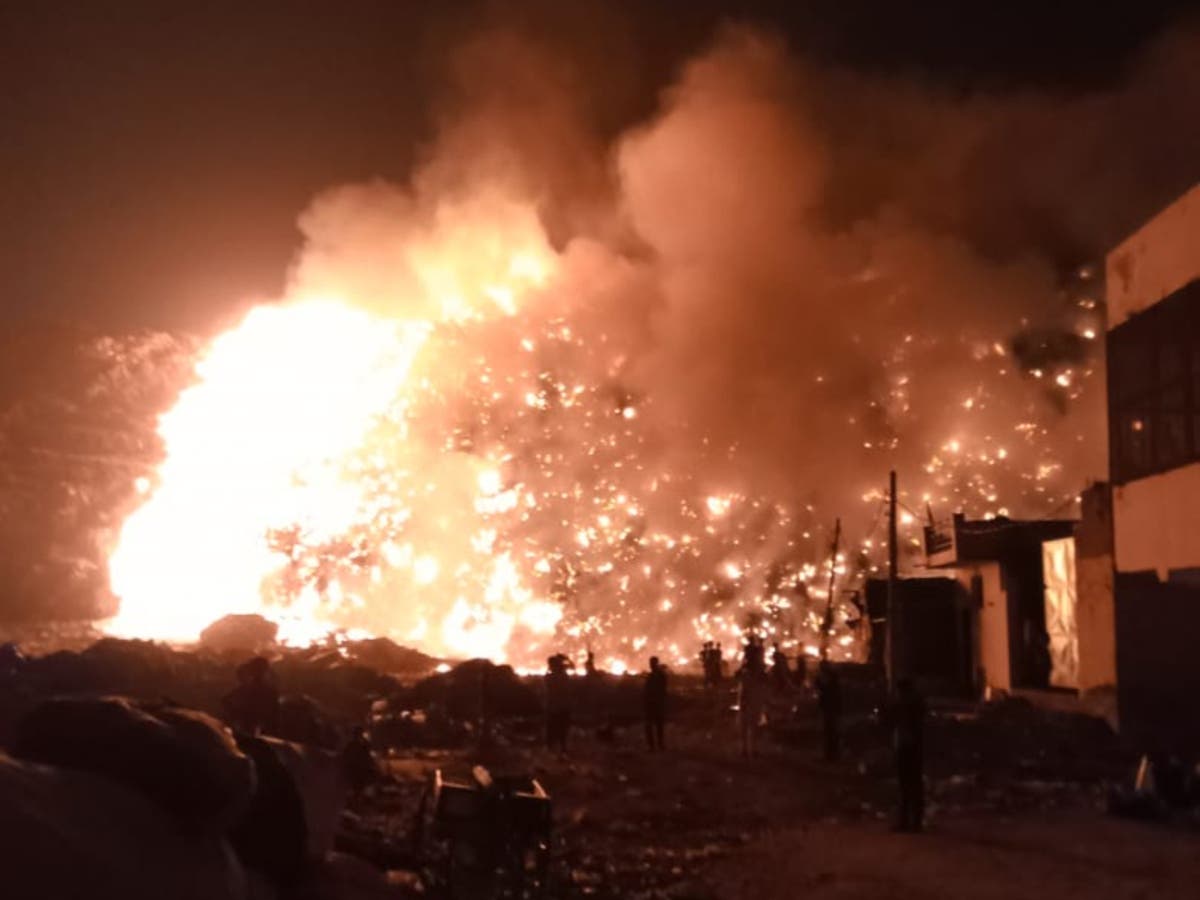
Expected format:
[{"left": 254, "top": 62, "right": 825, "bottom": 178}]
[{"left": 1043, "top": 537, "right": 1079, "bottom": 689}]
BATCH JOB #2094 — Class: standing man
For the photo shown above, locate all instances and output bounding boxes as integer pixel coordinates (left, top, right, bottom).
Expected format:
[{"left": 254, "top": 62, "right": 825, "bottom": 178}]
[
  {"left": 644, "top": 656, "right": 669, "bottom": 751},
  {"left": 793, "top": 651, "right": 809, "bottom": 691},
  {"left": 223, "top": 655, "right": 280, "bottom": 736},
  {"left": 888, "top": 677, "right": 927, "bottom": 832},
  {"left": 815, "top": 660, "right": 842, "bottom": 762},
  {"left": 341, "top": 726, "right": 380, "bottom": 796},
  {"left": 770, "top": 643, "right": 790, "bottom": 693},
  {"left": 737, "top": 650, "right": 768, "bottom": 759}
]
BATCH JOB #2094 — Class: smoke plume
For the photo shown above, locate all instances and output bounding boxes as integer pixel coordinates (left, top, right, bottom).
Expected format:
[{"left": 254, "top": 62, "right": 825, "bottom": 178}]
[{"left": 11, "top": 15, "right": 1200, "bottom": 661}]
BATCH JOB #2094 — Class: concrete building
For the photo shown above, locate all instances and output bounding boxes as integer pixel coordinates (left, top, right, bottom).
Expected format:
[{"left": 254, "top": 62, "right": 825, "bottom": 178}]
[
  {"left": 923, "top": 514, "right": 1076, "bottom": 697},
  {"left": 1028, "top": 482, "right": 1119, "bottom": 729},
  {"left": 1105, "top": 183, "right": 1200, "bottom": 751},
  {"left": 875, "top": 492, "right": 1116, "bottom": 708}
]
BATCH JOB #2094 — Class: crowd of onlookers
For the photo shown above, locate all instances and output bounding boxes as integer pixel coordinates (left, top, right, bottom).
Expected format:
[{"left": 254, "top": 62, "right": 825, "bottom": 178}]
[{"left": 539, "top": 636, "right": 928, "bottom": 832}]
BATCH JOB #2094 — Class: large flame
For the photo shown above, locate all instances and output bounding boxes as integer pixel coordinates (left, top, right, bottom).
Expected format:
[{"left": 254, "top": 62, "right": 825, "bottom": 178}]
[
  {"left": 100, "top": 26, "right": 1116, "bottom": 669},
  {"left": 106, "top": 179, "right": 1097, "bottom": 669},
  {"left": 108, "top": 301, "right": 431, "bottom": 642},
  {"left": 108, "top": 195, "right": 567, "bottom": 659}
]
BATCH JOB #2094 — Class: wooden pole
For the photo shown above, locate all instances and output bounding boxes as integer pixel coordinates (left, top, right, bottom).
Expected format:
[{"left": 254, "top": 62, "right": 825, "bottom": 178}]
[
  {"left": 886, "top": 470, "right": 898, "bottom": 690},
  {"left": 820, "top": 517, "right": 841, "bottom": 659}
]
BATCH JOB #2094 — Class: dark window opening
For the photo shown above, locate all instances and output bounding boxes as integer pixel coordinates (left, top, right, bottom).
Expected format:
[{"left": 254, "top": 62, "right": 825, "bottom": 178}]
[{"left": 1108, "top": 279, "right": 1200, "bottom": 484}]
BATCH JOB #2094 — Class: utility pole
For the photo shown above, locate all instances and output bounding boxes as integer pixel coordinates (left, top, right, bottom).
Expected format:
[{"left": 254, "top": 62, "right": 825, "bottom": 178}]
[
  {"left": 820, "top": 517, "right": 841, "bottom": 660},
  {"left": 886, "top": 469, "right": 898, "bottom": 690}
]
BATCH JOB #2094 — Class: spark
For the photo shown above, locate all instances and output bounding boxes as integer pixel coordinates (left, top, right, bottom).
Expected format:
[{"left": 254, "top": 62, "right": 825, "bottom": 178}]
[{"left": 103, "top": 184, "right": 1095, "bottom": 670}]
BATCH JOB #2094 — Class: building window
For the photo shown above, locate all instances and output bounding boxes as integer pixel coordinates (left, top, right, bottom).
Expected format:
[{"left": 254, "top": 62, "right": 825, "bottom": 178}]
[{"left": 1108, "top": 279, "right": 1200, "bottom": 484}]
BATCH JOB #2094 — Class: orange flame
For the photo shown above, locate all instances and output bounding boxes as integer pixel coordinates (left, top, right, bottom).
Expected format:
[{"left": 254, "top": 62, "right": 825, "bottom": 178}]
[{"left": 107, "top": 193, "right": 560, "bottom": 660}]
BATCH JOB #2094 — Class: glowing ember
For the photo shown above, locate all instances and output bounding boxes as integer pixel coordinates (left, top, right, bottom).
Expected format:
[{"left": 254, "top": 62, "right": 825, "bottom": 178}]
[{"left": 103, "top": 35, "right": 1106, "bottom": 668}]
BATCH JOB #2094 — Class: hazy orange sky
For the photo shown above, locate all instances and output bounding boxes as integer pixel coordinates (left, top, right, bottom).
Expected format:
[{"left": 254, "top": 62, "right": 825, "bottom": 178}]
[{"left": 2, "top": 0, "right": 1194, "bottom": 333}]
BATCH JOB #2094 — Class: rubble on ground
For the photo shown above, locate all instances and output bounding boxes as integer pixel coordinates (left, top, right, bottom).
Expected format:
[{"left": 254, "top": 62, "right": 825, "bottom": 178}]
[
  {"left": 340, "top": 637, "right": 438, "bottom": 677},
  {"left": 13, "top": 695, "right": 255, "bottom": 830},
  {"left": 0, "top": 643, "right": 1172, "bottom": 899},
  {"left": 407, "top": 658, "right": 541, "bottom": 719},
  {"left": 198, "top": 613, "right": 279, "bottom": 654}
]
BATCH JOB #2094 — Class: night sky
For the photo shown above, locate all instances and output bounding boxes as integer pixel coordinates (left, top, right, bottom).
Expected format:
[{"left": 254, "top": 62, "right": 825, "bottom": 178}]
[{"left": 2, "top": 0, "right": 1195, "bottom": 333}]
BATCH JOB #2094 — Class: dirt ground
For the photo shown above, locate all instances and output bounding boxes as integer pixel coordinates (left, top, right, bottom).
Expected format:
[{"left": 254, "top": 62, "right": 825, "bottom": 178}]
[
  {"left": 355, "top": 674, "right": 1198, "bottom": 899},
  {"left": 4, "top": 640, "right": 1193, "bottom": 899},
  {"left": 708, "top": 813, "right": 1200, "bottom": 900}
]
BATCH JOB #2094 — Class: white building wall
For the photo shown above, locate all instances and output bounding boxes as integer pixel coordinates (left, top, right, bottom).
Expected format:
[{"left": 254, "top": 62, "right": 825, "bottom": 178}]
[
  {"left": 1107, "top": 182, "right": 1200, "bottom": 328},
  {"left": 1105, "top": 182, "right": 1200, "bottom": 749},
  {"left": 1112, "top": 463, "right": 1200, "bottom": 575}
]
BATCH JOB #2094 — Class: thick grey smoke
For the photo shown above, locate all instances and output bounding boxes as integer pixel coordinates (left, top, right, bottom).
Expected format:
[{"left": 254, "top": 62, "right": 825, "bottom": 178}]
[
  {"left": 230, "top": 21, "right": 1198, "bottom": 659},
  {"left": 6, "top": 17, "right": 1199, "bottom": 643},
  {"left": 278, "top": 22, "right": 1200, "bottom": 585},
  {"left": 591, "top": 20, "right": 1198, "bottom": 514},
  {"left": 613, "top": 29, "right": 1066, "bottom": 499}
]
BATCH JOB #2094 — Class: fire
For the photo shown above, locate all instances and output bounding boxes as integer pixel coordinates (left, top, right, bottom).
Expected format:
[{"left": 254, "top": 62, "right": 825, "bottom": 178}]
[
  {"left": 107, "top": 193, "right": 563, "bottom": 660},
  {"left": 104, "top": 182, "right": 1095, "bottom": 670},
  {"left": 108, "top": 300, "right": 430, "bottom": 641}
]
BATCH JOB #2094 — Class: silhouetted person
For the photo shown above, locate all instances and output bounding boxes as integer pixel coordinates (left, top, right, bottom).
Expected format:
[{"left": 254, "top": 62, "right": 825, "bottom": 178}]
[
  {"left": 701, "top": 641, "right": 725, "bottom": 689},
  {"left": 771, "top": 643, "right": 790, "bottom": 691},
  {"left": 644, "top": 656, "right": 669, "bottom": 751},
  {"left": 742, "top": 635, "right": 765, "bottom": 673},
  {"left": 793, "top": 652, "right": 809, "bottom": 689},
  {"left": 887, "top": 677, "right": 926, "bottom": 831},
  {"left": 714, "top": 642, "right": 725, "bottom": 684},
  {"left": 738, "top": 649, "right": 768, "bottom": 758},
  {"left": 1150, "top": 751, "right": 1191, "bottom": 810},
  {"left": 544, "top": 654, "right": 572, "bottom": 754},
  {"left": 341, "top": 725, "right": 379, "bottom": 795},
  {"left": 585, "top": 649, "right": 597, "bottom": 678},
  {"left": 477, "top": 660, "right": 494, "bottom": 747},
  {"left": 223, "top": 655, "right": 280, "bottom": 736},
  {"left": 815, "top": 660, "right": 842, "bottom": 762},
  {"left": 0, "top": 642, "right": 23, "bottom": 679}
]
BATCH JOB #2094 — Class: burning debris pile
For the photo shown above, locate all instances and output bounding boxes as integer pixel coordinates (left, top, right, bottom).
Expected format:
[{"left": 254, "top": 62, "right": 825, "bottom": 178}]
[
  {"left": 41, "top": 20, "right": 1200, "bottom": 667},
  {"left": 95, "top": 29, "right": 1110, "bottom": 670},
  {"left": 7, "top": 8, "right": 1200, "bottom": 900}
]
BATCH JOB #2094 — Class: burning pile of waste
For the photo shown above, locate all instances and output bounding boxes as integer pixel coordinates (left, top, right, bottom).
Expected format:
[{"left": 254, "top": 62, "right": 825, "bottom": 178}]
[{"left": 93, "top": 31, "right": 1107, "bottom": 669}]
